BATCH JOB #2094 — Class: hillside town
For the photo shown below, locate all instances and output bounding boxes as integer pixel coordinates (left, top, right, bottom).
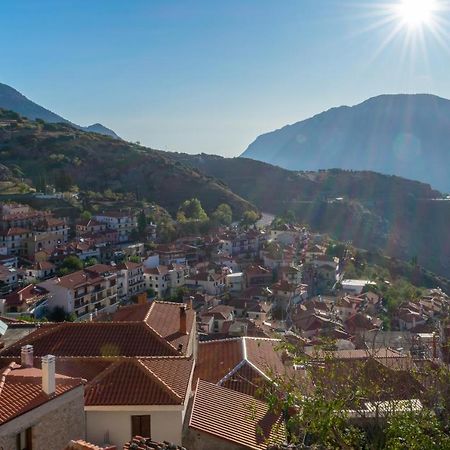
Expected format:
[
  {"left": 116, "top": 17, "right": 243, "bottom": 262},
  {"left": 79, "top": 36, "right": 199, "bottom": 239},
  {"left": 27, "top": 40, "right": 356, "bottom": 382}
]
[{"left": 0, "top": 201, "right": 449, "bottom": 449}]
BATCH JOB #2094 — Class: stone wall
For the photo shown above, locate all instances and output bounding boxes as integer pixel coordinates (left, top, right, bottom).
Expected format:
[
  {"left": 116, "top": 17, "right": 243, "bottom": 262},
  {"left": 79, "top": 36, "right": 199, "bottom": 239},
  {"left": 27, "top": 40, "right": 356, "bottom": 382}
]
[{"left": 0, "top": 386, "right": 85, "bottom": 450}]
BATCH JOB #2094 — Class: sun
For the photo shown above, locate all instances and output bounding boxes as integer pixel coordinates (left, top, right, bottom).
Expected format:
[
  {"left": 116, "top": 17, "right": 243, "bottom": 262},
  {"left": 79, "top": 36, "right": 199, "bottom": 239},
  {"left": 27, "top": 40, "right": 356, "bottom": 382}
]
[{"left": 394, "top": 0, "right": 439, "bottom": 27}]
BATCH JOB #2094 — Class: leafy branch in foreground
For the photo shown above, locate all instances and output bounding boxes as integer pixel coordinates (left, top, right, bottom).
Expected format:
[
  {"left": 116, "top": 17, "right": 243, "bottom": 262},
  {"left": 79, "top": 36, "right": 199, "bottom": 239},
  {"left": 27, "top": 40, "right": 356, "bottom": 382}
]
[{"left": 256, "top": 341, "right": 450, "bottom": 449}]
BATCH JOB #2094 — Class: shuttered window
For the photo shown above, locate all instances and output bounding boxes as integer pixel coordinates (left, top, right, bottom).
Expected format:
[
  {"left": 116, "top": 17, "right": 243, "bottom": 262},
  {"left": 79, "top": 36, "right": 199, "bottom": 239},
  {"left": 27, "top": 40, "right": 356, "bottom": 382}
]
[{"left": 131, "top": 415, "right": 151, "bottom": 438}]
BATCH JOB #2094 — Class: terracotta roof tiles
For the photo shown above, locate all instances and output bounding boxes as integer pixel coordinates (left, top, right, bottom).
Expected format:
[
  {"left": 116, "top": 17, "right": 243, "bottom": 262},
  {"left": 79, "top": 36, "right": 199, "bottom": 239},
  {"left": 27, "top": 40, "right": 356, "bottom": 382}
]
[
  {"left": 0, "top": 322, "right": 176, "bottom": 357},
  {"left": 1, "top": 302, "right": 195, "bottom": 358},
  {"left": 194, "top": 337, "right": 287, "bottom": 397},
  {"left": 84, "top": 358, "right": 189, "bottom": 406},
  {"left": 0, "top": 362, "right": 84, "bottom": 425},
  {"left": 189, "top": 380, "right": 285, "bottom": 450},
  {"left": 194, "top": 338, "right": 243, "bottom": 384}
]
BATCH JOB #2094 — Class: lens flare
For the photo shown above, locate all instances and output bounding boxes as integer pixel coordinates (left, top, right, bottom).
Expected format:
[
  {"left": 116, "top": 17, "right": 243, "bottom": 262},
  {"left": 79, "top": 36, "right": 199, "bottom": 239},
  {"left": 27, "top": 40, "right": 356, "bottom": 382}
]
[{"left": 395, "top": 0, "right": 439, "bottom": 27}]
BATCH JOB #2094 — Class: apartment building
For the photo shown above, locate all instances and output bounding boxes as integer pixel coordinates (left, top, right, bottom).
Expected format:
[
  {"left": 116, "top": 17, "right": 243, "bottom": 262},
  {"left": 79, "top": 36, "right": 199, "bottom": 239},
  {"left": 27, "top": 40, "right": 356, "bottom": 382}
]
[
  {"left": 116, "top": 261, "right": 146, "bottom": 301},
  {"left": 38, "top": 264, "right": 118, "bottom": 320},
  {"left": 93, "top": 211, "right": 137, "bottom": 243},
  {"left": 0, "top": 228, "right": 31, "bottom": 256},
  {"left": 144, "top": 264, "right": 186, "bottom": 298}
]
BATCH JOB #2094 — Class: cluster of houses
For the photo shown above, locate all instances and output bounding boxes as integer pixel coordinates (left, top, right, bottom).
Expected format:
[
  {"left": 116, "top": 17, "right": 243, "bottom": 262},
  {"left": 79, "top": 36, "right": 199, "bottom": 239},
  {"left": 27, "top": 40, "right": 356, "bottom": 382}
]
[{"left": 0, "top": 201, "right": 449, "bottom": 449}]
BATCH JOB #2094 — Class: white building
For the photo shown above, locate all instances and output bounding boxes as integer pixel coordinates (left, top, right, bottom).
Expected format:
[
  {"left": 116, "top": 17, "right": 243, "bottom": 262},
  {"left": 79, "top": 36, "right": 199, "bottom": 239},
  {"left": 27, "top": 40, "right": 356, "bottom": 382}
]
[
  {"left": 226, "top": 272, "right": 244, "bottom": 292},
  {"left": 341, "top": 279, "right": 376, "bottom": 295},
  {"left": 38, "top": 264, "right": 119, "bottom": 320},
  {"left": 144, "top": 264, "right": 186, "bottom": 298},
  {"left": 93, "top": 212, "right": 137, "bottom": 243},
  {"left": 116, "top": 261, "right": 146, "bottom": 301}
]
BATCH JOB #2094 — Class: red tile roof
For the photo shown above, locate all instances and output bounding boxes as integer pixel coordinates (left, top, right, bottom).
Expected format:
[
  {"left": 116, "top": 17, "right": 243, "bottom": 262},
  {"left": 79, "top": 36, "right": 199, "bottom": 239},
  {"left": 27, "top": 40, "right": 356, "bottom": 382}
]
[
  {"left": 1, "top": 302, "right": 195, "bottom": 358},
  {"left": 144, "top": 302, "right": 195, "bottom": 352},
  {"left": 0, "top": 362, "right": 84, "bottom": 425},
  {"left": 200, "top": 305, "right": 234, "bottom": 320},
  {"left": 189, "top": 380, "right": 285, "bottom": 450},
  {"left": 84, "top": 357, "right": 193, "bottom": 406},
  {"left": 0, "top": 227, "right": 30, "bottom": 236},
  {"left": 0, "top": 322, "right": 176, "bottom": 357},
  {"left": 0, "top": 355, "right": 193, "bottom": 408},
  {"left": 4, "top": 284, "right": 48, "bottom": 307},
  {"left": 195, "top": 338, "right": 243, "bottom": 384},
  {"left": 30, "top": 261, "right": 56, "bottom": 271},
  {"left": 116, "top": 261, "right": 142, "bottom": 271},
  {"left": 221, "top": 362, "right": 266, "bottom": 396},
  {"left": 194, "top": 337, "right": 287, "bottom": 396}
]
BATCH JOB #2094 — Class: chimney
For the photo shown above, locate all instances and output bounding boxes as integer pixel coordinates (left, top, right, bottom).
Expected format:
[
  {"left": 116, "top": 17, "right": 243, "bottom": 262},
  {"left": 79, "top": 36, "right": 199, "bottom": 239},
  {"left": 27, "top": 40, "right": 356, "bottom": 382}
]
[
  {"left": 21, "top": 345, "right": 33, "bottom": 368},
  {"left": 188, "top": 296, "right": 194, "bottom": 310},
  {"left": 42, "top": 355, "right": 56, "bottom": 396},
  {"left": 179, "top": 305, "right": 187, "bottom": 335}
]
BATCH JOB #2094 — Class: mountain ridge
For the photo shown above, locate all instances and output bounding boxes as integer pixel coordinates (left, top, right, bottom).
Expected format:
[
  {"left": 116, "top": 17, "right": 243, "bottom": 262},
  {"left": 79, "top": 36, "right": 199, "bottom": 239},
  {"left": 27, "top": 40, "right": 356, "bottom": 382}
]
[
  {"left": 241, "top": 93, "right": 450, "bottom": 193},
  {"left": 0, "top": 108, "right": 255, "bottom": 216},
  {"left": 0, "top": 82, "right": 120, "bottom": 139}
]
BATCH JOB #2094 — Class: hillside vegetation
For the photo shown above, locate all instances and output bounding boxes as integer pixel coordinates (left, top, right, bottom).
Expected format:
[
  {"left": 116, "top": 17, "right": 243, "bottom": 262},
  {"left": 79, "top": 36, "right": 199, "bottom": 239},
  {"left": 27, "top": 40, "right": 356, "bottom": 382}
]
[
  {"left": 0, "top": 109, "right": 256, "bottom": 216},
  {"left": 169, "top": 153, "right": 450, "bottom": 278},
  {"left": 0, "top": 83, "right": 119, "bottom": 138}
]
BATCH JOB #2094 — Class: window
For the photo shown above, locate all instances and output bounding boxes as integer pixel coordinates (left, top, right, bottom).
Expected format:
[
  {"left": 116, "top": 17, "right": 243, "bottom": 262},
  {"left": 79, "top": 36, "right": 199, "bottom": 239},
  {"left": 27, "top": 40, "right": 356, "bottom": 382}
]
[
  {"left": 131, "top": 415, "right": 151, "bottom": 438},
  {"left": 16, "top": 427, "right": 32, "bottom": 450}
]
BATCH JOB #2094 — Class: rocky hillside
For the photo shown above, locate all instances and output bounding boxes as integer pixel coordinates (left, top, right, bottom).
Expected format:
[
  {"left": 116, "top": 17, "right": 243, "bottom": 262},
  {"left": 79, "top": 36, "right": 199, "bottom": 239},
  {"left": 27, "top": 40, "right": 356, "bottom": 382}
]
[
  {"left": 0, "top": 109, "right": 255, "bottom": 216},
  {"left": 241, "top": 94, "right": 450, "bottom": 193},
  {"left": 0, "top": 82, "right": 119, "bottom": 139}
]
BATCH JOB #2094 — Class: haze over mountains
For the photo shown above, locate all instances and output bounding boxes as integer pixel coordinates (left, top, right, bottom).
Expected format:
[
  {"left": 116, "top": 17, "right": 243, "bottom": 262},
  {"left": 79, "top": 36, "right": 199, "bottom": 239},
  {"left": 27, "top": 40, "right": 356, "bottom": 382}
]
[
  {"left": 0, "top": 83, "right": 119, "bottom": 139},
  {"left": 1, "top": 82, "right": 449, "bottom": 276},
  {"left": 241, "top": 94, "right": 450, "bottom": 193}
]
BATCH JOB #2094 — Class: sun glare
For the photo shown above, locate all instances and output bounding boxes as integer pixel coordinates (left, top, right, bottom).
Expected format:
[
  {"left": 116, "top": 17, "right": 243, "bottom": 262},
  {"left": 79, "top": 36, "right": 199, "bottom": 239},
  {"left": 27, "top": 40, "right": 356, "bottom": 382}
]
[
  {"left": 395, "top": 0, "right": 438, "bottom": 27},
  {"left": 348, "top": 0, "right": 450, "bottom": 62}
]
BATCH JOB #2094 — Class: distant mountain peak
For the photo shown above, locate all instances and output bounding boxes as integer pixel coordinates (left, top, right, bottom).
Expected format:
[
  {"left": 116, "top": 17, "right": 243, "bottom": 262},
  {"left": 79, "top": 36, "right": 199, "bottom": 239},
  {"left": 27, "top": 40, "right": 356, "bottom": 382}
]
[
  {"left": 0, "top": 82, "right": 120, "bottom": 139},
  {"left": 241, "top": 93, "right": 450, "bottom": 193}
]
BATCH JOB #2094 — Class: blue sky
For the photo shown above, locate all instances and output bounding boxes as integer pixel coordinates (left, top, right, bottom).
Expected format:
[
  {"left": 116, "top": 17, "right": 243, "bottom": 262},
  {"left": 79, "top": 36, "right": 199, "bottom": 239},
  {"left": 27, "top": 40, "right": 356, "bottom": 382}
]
[{"left": 1, "top": 0, "right": 449, "bottom": 156}]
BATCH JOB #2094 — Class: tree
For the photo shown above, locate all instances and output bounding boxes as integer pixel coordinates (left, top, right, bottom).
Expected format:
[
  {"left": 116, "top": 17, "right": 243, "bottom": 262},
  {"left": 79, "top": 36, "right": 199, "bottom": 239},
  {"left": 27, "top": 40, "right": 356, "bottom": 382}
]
[
  {"left": 257, "top": 341, "right": 450, "bottom": 449},
  {"left": 241, "top": 210, "right": 259, "bottom": 227},
  {"left": 59, "top": 256, "right": 83, "bottom": 275},
  {"left": 158, "top": 220, "right": 177, "bottom": 243},
  {"left": 84, "top": 257, "right": 98, "bottom": 267},
  {"left": 47, "top": 306, "right": 76, "bottom": 322},
  {"left": 178, "top": 198, "right": 208, "bottom": 222},
  {"left": 54, "top": 170, "right": 74, "bottom": 192},
  {"left": 137, "top": 210, "right": 147, "bottom": 235},
  {"left": 211, "top": 203, "right": 232, "bottom": 226},
  {"left": 385, "top": 410, "right": 450, "bottom": 450},
  {"left": 326, "top": 242, "right": 347, "bottom": 259},
  {"left": 170, "top": 287, "right": 189, "bottom": 302},
  {"left": 80, "top": 210, "right": 92, "bottom": 221}
]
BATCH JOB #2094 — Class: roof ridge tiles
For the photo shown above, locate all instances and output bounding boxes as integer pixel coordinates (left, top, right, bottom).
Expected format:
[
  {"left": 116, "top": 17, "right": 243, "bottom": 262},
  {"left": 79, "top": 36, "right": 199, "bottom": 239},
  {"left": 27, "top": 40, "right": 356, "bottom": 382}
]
[
  {"left": 199, "top": 337, "right": 242, "bottom": 345},
  {"left": 243, "top": 337, "right": 281, "bottom": 342},
  {"left": 137, "top": 359, "right": 182, "bottom": 402},
  {"left": 217, "top": 359, "right": 247, "bottom": 386},
  {"left": 84, "top": 359, "right": 124, "bottom": 390},
  {"left": 144, "top": 301, "right": 155, "bottom": 322},
  {"left": 152, "top": 300, "right": 184, "bottom": 306},
  {"left": 143, "top": 321, "right": 179, "bottom": 354},
  {"left": 0, "top": 323, "right": 63, "bottom": 355},
  {"left": 0, "top": 363, "right": 15, "bottom": 397}
]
